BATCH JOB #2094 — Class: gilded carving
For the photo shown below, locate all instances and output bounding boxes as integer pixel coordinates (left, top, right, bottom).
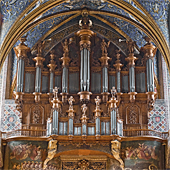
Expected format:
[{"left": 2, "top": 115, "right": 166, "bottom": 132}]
[
  {"left": 101, "top": 39, "right": 110, "bottom": 55},
  {"left": 43, "top": 140, "right": 58, "bottom": 170},
  {"left": 111, "top": 140, "right": 124, "bottom": 170}
]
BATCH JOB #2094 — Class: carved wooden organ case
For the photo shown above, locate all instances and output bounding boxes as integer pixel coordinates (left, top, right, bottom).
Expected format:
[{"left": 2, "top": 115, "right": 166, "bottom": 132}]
[{"left": 13, "top": 14, "right": 157, "bottom": 136}]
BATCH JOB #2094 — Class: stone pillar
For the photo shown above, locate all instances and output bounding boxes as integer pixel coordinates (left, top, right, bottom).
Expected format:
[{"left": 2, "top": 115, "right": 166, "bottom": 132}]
[
  {"left": 67, "top": 96, "right": 75, "bottom": 137},
  {"left": 93, "top": 96, "right": 102, "bottom": 137},
  {"left": 107, "top": 87, "right": 118, "bottom": 135},
  {"left": 99, "top": 39, "right": 111, "bottom": 102},
  {"left": 140, "top": 37, "right": 157, "bottom": 111},
  {"left": 125, "top": 39, "right": 138, "bottom": 102},
  {"left": 13, "top": 37, "right": 30, "bottom": 112},
  {"left": 51, "top": 87, "right": 62, "bottom": 135},
  {"left": 33, "top": 41, "right": 45, "bottom": 103},
  {"left": 76, "top": 10, "right": 95, "bottom": 103},
  {"left": 60, "top": 39, "right": 70, "bottom": 103}
]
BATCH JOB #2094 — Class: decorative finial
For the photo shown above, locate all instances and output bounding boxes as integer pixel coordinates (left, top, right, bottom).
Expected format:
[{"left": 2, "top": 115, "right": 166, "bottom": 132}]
[
  {"left": 101, "top": 39, "right": 110, "bottom": 55},
  {"left": 79, "top": 10, "right": 92, "bottom": 29},
  {"left": 95, "top": 96, "right": 101, "bottom": 109},
  {"left": 68, "top": 96, "right": 75, "bottom": 110},
  {"left": 53, "top": 87, "right": 59, "bottom": 98},
  {"left": 111, "top": 86, "right": 117, "bottom": 98},
  {"left": 81, "top": 104, "right": 87, "bottom": 115}
]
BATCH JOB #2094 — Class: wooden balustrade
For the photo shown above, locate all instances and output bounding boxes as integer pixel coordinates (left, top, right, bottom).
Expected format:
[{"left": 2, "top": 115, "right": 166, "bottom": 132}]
[
  {"left": 1, "top": 129, "right": 46, "bottom": 138},
  {"left": 0, "top": 129, "right": 168, "bottom": 139},
  {"left": 123, "top": 129, "right": 168, "bottom": 139}
]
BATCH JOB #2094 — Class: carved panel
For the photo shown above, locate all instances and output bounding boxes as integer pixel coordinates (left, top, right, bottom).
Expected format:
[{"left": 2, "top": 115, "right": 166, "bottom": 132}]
[
  {"left": 126, "top": 104, "right": 140, "bottom": 124},
  {"left": 30, "top": 105, "right": 44, "bottom": 125},
  {"left": 60, "top": 155, "right": 107, "bottom": 170}
]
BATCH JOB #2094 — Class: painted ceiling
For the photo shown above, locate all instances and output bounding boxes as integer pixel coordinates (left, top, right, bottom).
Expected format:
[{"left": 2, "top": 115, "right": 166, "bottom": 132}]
[{"left": 0, "top": 0, "right": 169, "bottom": 71}]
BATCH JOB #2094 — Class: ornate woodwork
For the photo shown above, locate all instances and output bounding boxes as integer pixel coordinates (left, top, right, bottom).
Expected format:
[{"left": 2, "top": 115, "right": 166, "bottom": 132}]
[{"left": 13, "top": 12, "right": 157, "bottom": 147}]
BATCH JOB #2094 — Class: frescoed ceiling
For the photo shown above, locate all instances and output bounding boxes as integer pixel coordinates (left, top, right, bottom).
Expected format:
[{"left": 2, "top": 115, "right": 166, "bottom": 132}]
[{"left": 0, "top": 0, "right": 170, "bottom": 71}]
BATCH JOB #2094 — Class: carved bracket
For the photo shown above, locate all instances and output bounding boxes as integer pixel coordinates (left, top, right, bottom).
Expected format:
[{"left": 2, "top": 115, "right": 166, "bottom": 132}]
[
  {"left": 43, "top": 140, "right": 58, "bottom": 169},
  {"left": 111, "top": 140, "right": 124, "bottom": 170}
]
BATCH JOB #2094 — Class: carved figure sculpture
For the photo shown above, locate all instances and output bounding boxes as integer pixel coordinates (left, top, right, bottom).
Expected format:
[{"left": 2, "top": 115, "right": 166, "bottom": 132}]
[
  {"left": 61, "top": 39, "right": 69, "bottom": 56},
  {"left": 101, "top": 39, "right": 110, "bottom": 55},
  {"left": 68, "top": 96, "right": 75, "bottom": 110},
  {"left": 126, "top": 39, "right": 136, "bottom": 54},
  {"left": 43, "top": 140, "right": 57, "bottom": 169},
  {"left": 95, "top": 96, "right": 101, "bottom": 110},
  {"left": 111, "top": 140, "right": 124, "bottom": 170},
  {"left": 81, "top": 104, "right": 87, "bottom": 115},
  {"left": 53, "top": 87, "right": 59, "bottom": 99},
  {"left": 37, "top": 41, "right": 45, "bottom": 55}
]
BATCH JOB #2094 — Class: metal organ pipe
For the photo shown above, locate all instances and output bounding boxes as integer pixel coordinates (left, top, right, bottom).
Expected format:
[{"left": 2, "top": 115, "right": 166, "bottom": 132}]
[{"left": 76, "top": 13, "right": 94, "bottom": 102}]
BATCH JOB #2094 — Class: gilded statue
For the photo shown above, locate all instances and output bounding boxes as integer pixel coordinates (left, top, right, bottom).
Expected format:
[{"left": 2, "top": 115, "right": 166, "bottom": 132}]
[
  {"left": 101, "top": 39, "right": 110, "bottom": 55},
  {"left": 95, "top": 96, "right": 101, "bottom": 110},
  {"left": 111, "top": 86, "right": 117, "bottom": 98},
  {"left": 37, "top": 41, "right": 45, "bottom": 55},
  {"left": 43, "top": 140, "right": 58, "bottom": 169},
  {"left": 61, "top": 38, "right": 72, "bottom": 57},
  {"left": 111, "top": 140, "right": 124, "bottom": 170},
  {"left": 126, "top": 39, "right": 136, "bottom": 54},
  {"left": 68, "top": 96, "right": 75, "bottom": 110},
  {"left": 53, "top": 87, "right": 59, "bottom": 99},
  {"left": 81, "top": 104, "right": 87, "bottom": 115}
]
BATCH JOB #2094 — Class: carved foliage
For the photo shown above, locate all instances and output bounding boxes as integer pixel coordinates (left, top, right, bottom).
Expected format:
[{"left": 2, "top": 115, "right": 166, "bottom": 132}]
[{"left": 62, "top": 160, "right": 106, "bottom": 170}]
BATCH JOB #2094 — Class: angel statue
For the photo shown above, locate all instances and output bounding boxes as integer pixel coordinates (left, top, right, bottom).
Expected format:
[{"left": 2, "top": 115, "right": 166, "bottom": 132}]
[
  {"left": 37, "top": 41, "right": 45, "bottom": 55},
  {"left": 126, "top": 39, "right": 136, "bottom": 54},
  {"left": 61, "top": 38, "right": 72, "bottom": 57},
  {"left": 101, "top": 39, "right": 110, "bottom": 55}
]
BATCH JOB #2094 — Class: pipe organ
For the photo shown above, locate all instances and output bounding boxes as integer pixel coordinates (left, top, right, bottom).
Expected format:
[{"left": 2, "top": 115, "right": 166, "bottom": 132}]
[{"left": 13, "top": 13, "right": 157, "bottom": 137}]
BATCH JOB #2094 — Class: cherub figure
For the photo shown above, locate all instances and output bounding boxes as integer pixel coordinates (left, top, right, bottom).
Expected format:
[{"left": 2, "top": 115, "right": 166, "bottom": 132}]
[{"left": 101, "top": 39, "right": 110, "bottom": 55}]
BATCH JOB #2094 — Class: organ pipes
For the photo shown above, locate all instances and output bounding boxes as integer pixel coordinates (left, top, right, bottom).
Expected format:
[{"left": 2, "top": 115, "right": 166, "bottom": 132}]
[
  {"left": 33, "top": 41, "right": 45, "bottom": 103},
  {"left": 100, "top": 39, "right": 111, "bottom": 103},
  {"left": 76, "top": 10, "right": 95, "bottom": 103}
]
